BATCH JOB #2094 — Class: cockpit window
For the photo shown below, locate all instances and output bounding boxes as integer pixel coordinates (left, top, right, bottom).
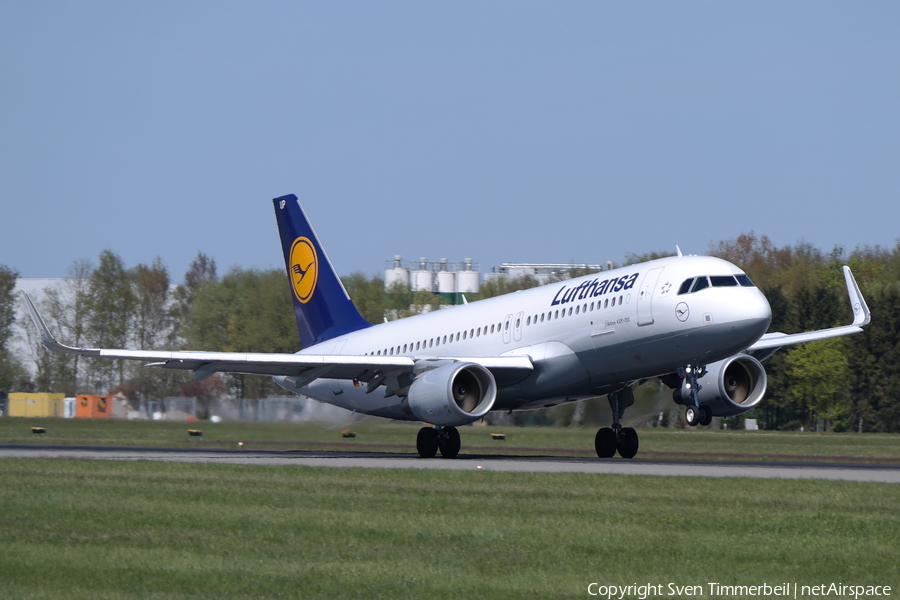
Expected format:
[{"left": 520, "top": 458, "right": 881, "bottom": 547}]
[
  {"left": 681, "top": 274, "right": 753, "bottom": 293},
  {"left": 710, "top": 275, "right": 738, "bottom": 287},
  {"left": 690, "top": 277, "right": 710, "bottom": 293},
  {"left": 736, "top": 274, "right": 755, "bottom": 287}
]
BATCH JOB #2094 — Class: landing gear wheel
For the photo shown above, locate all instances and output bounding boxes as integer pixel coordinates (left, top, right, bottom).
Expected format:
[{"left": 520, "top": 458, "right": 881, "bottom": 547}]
[
  {"left": 439, "top": 426, "right": 461, "bottom": 458},
  {"left": 595, "top": 427, "right": 616, "bottom": 458},
  {"left": 416, "top": 427, "right": 439, "bottom": 458},
  {"left": 685, "top": 406, "right": 701, "bottom": 427},
  {"left": 699, "top": 405, "right": 713, "bottom": 426},
  {"left": 617, "top": 427, "right": 639, "bottom": 459}
]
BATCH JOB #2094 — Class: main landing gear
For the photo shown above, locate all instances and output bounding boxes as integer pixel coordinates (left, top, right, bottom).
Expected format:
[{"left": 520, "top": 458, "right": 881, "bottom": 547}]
[
  {"left": 416, "top": 426, "right": 461, "bottom": 458},
  {"left": 594, "top": 387, "right": 639, "bottom": 459}
]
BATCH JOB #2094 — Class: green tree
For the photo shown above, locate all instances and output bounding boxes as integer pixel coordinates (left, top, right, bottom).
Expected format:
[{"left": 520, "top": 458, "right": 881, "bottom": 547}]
[
  {"left": 783, "top": 338, "right": 851, "bottom": 431},
  {"left": 131, "top": 257, "right": 171, "bottom": 351},
  {"left": 51, "top": 260, "right": 92, "bottom": 393},
  {"left": 223, "top": 269, "right": 299, "bottom": 355},
  {"left": 708, "top": 232, "right": 792, "bottom": 289},
  {"left": 844, "top": 285, "right": 900, "bottom": 432},
  {"left": 564, "top": 265, "right": 603, "bottom": 279},
  {"left": 476, "top": 274, "right": 541, "bottom": 300},
  {"left": 0, "top": 265, "right": 18, "bottom": 349},
  {"left": 383, "top": 279, "right": 449, "bottom": 319},
  {"left": 787, "top": 284, "right": 841, "bottom": 334},
  {"left": 127, "top": 257, "right": 183, "bottom": 407},
  {"left": 171, "top": 252, "right": 217, "bottom": 345},
  {"left": 184, "top": 267, "right": 299, "bottom": 401},
  {"left": 710, "top": 232, "right": 900, "bottom": 431},
  {"left": 623, "top": 250, "right": 676, "bottom": 266},
  {"left": 384, "top": 278, "right": 414, "bottom": 318},
  {"left": 0, "top": 265, "right": 28, "bottom": 393},
  {"left": 85, "top": 250, "right": 135, "bottom": 391},
  {"left": 341, "top": 271, "right": 385, "bottom": 324},
  {"left": 180, "top": 375, "right": 227, "bottom": 420},
  {"left": 0, "top": 348, "right": 29, "bottom": 394},
  {"left": 17, "top": 260, "right": 93, "bottom": 395}
]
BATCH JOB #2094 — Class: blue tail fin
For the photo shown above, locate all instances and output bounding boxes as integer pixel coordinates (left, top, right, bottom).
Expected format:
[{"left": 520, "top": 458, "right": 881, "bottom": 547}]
[{"left": 273, "top": 194, "right": 371, "bottom": 348}]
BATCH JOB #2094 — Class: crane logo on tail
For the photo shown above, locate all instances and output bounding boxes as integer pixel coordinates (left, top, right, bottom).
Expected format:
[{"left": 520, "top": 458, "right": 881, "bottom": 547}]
[{"left": 289, "top": 237, "right": 318, "bottom": 303}]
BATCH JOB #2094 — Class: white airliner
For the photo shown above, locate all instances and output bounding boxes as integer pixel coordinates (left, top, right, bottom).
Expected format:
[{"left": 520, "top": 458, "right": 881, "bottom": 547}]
[{"left": 23, "top": 194, "right": 871, "bottom": 459}]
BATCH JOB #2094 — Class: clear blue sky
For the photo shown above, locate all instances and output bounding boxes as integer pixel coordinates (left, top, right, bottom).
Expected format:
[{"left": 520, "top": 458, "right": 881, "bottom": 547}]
[{"left": 2, "top": 2, "right": 898, "bottom": 281}]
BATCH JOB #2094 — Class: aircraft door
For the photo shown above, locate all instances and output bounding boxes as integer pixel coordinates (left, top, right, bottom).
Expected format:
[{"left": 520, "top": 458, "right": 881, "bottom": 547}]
[
  {"left": 636, "top": 267, "right": 665, "bottom": 326},
  {"left": 513, "top": 311, "right": 524, "bottom": 342},
  {"left": 503, "top": 314, "right": 513, "bottom": 344}
]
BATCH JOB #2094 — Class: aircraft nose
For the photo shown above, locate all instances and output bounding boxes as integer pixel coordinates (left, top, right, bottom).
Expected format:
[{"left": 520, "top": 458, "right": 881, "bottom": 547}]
[{"left": 747, "top": 288, "right": 772, "bottom": 333}]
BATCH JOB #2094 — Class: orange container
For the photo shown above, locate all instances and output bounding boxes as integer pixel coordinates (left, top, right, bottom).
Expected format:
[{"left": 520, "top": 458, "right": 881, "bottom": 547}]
[{"left": 75, "top": 395, "right": 111, "bottom": 419}]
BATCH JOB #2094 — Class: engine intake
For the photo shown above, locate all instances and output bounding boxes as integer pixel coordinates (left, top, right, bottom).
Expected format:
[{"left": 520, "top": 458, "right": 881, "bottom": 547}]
[
  {"left": 673, "top": 354, "right": 767, "bottom": 417},
  {"left": 406, "top": 362, "right": 497, "bottom": 427}
]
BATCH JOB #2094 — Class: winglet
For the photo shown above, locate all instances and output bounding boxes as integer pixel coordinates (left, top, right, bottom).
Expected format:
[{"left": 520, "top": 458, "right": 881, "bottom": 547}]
[
  {"left": 843, "top": 266, "right": 870, "bottom": 327},
  {"left": 20, "top": 291, "right": 100, "bottom": 356}
]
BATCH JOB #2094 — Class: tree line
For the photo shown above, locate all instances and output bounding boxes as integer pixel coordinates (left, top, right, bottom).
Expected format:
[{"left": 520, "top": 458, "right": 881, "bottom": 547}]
[{"left": 1, "top": 233, "right": 898, "bottom": 431}]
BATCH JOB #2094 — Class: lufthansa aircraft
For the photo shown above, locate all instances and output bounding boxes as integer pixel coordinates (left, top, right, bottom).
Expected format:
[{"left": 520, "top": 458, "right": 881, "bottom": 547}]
[{"left": 24, "top": 194, "right": 871, "bottom": 459}]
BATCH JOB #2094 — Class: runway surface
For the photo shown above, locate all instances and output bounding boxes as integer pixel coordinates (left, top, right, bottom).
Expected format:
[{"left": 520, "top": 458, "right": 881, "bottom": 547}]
[{"left": 2, "top": 444, "right": 898, "bottom": 482}]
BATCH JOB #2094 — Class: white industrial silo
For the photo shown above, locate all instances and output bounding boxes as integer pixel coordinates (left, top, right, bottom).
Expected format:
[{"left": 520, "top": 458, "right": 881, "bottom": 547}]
[
  {"left": 436, "top": 258, "right": 456, "bottom": 305},
  {"left": 411, "top": 257, "right": 433, "bottom": 293},
  {"left": 455, "top": 258, "right": 480, "bottom": 303},
  {"left": 384, "top": 255, "right": 409, "bottom": 292}
]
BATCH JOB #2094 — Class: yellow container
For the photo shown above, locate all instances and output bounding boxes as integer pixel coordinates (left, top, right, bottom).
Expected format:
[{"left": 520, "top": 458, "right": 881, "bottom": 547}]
[{"left": 8, "top": 393, "right": 65, "bottom": 418}]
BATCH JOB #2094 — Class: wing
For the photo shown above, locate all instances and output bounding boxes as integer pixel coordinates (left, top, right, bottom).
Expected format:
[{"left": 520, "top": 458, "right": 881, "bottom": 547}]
[
  {"left": 746, "top": 266, "right": 871, "bottom": 360},
  {"left": 21, "top": 291, "right": 532, "bottom": 392}
]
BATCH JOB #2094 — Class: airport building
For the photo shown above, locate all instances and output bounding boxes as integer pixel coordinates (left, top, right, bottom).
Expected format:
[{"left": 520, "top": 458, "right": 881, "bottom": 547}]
[{"left": 483, "top": 261, "right": 613, "bottom": 286}]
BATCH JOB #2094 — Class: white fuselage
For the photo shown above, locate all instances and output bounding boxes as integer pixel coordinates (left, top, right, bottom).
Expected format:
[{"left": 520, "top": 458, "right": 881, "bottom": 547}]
[{"left": 286, "top": 255, "right": 771, "bottom": 420}]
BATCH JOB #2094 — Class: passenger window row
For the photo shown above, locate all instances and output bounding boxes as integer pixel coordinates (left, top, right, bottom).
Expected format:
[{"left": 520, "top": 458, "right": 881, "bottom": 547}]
[
  {"left": 364, "top": 290, "right": 630, "bottom": 356},
  {"left": 369, "top": 322, "right": 503, "bottom": 356},
  {"left": 525, "top": 294, "right": 624, "bottom": 326}
]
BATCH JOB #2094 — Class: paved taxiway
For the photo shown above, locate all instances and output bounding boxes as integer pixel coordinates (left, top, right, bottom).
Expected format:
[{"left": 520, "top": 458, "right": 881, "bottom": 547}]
[{"left": 2, "top": 444, "right": 898, "bottom": 483}]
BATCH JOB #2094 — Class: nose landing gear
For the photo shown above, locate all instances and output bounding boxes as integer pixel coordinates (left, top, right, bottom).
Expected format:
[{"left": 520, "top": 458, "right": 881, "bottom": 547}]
[
  {"left": 678, "top": 364, "right": 712, "bottom": 426},
  {"left": 685, "top": 404, "right": 712, "bottom": 427}
]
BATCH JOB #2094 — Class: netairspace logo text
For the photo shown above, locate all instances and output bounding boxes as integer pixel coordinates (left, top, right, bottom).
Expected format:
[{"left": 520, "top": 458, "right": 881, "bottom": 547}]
[{"left": 586, "top": 583, "right": 892, "bottom": 599}]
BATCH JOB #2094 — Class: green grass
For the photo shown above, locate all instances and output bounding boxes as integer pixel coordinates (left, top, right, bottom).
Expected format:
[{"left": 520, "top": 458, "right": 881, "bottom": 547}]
[
  {"left": 0, "top": 458, "right": 898, "bottom": 600},
  {"left": 3, "top": 417, "right": 900, "bottom": 463}
]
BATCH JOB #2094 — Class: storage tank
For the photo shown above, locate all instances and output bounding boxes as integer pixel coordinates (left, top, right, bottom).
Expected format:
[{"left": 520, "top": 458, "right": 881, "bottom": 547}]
[
  {"left": 455, "top": 258, "right": 480, "bottom": 304},
  {"left": 384, "top": 255, "right": 409, "bottom": 292},
  {"left": 436, "top": 258, "right": 456, "bottom": 305},
  {"left": 411, "top": 257, "right": 433, "bottom": 293}
]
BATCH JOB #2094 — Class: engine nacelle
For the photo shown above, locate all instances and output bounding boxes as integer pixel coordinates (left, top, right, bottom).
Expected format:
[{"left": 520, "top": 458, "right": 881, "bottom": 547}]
[
  {"left": 405, "top": 362, "right": 497, "bottom": 427},
  {"left": 673, "top": 354, "right": 767, "bottom": 417}
]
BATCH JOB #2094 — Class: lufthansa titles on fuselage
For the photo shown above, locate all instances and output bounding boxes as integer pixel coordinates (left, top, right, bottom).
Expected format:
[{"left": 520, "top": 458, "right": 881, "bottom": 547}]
[{"left": 550, "top": 273, "right": 639, "bottom": 307}]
